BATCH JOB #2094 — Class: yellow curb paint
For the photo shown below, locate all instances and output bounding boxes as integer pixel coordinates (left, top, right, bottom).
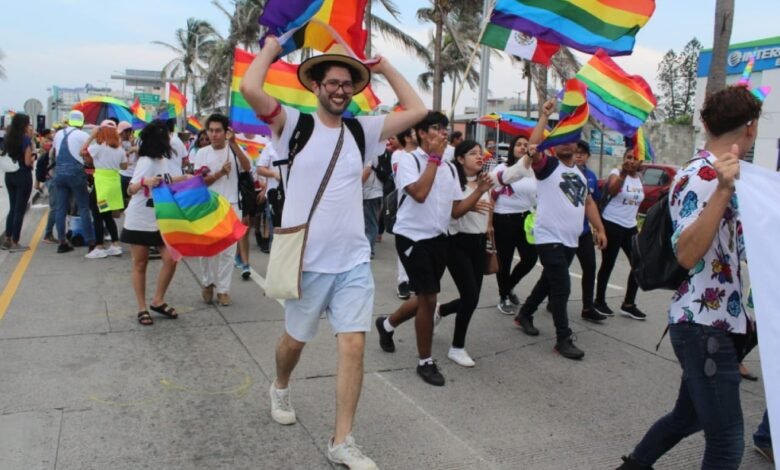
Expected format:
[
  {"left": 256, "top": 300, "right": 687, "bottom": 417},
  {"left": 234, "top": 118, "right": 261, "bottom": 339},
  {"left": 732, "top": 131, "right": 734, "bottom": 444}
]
[{"left": 0, "top": 210, "right": 48, "bottom": 322}]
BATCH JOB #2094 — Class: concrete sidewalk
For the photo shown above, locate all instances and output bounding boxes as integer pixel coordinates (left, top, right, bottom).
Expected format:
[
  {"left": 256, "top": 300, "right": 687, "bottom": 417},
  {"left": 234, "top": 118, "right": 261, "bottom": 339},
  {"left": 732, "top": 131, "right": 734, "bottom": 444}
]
[{"left": 0, "top": 207, "right": 770, "bottom": 469}]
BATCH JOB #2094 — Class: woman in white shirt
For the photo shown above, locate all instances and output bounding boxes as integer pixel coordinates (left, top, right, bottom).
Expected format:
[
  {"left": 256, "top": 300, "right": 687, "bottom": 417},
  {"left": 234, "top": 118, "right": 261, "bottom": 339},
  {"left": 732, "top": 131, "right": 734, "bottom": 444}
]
[
  {"left": 435, "top": 140, "right": 493, "bottom": 367},
  {"left": 80, "top": 120, "right": 127, "bottom": 258},
  {"left": 120, "top": 120, "right": 191, "bottom": 326},
  {"left": 594, "top": 148, "right": 646, "bottom": 320}
]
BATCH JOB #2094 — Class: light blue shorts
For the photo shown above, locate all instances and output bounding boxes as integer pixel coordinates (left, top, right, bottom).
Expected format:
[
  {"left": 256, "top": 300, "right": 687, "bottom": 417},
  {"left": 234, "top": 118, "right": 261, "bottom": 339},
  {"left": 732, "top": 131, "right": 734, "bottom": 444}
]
[{"left": 284, "top": 262, "right": 375, "bottom": 342}]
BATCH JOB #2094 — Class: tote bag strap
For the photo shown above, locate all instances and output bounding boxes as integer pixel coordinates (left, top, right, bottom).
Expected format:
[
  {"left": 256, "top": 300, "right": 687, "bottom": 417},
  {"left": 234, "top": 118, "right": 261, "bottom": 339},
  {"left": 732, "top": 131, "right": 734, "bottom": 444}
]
[{"left": 306, "top": 124, "right": 345, "bottom": 224}]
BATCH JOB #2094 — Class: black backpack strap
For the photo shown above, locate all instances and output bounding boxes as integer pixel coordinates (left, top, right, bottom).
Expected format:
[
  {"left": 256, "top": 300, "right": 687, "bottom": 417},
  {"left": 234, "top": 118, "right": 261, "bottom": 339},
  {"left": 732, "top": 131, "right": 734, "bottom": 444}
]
[
  {"left": 287, "top": 113, "right": 314, "bottom": 170},
  {"left": 343, "top": 118, "right": 365, "bottom": 162}
]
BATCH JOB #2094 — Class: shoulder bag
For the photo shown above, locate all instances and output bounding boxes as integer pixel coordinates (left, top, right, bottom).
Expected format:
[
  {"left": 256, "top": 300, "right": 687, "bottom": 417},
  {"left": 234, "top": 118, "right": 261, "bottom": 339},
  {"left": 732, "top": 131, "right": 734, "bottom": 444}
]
[{"left": 264, "top": 125, "right": 345, "bottom": 300}]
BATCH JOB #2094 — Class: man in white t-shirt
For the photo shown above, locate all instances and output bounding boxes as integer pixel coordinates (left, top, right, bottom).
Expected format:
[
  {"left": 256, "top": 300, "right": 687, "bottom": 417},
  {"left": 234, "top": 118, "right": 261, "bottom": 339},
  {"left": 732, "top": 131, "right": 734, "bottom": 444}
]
[
  {"left": 361, "top": 144, "right": 385, "bottom": 257},
  {"left": 256, "top": 142, "right": 281, "bottom": 253},
  {"left": 443, "top": 130, "right": 463, "bottom": 162},
  {"left": 167, "top": 119, "right": 187, "bottom": 177},
  {"left": 390, "top": 128, "right": 417, "bottom": 298},
  {"left": 193, "top": 113, "right": 252, "bottom": 307},
  {"left": 240, "top": 37, "right": 426, "bottom": 468},
  {"left": 514, "top": 100, "right": 607, "bottom": 360}
]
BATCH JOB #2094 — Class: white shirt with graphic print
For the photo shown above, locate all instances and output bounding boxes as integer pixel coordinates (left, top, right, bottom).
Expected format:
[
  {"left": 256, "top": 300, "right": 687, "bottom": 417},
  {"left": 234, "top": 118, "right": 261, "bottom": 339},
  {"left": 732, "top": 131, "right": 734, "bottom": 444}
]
[
  {"left": 532, "top": 156, "right": 588, "bottom": 248},
  {"left": 602, "top": 169, "right": 644, "bottom": 228}
]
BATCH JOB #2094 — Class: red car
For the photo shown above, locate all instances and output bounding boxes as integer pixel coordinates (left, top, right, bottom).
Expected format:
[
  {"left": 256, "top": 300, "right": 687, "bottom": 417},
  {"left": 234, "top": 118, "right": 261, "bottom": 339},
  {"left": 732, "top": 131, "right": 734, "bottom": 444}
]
[{"left": 597, "top": 163, "right": 678, "bottom": 214}]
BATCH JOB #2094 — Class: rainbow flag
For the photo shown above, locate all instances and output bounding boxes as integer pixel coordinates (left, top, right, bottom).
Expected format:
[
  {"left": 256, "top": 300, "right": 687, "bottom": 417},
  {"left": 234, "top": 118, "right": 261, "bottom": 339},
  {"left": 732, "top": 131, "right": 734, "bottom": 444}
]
[
  {"left": 491, "top": 0, "right": 655, "bottom": 56},
  {"left": 260, "top": 0, "right": 368, "bottom": 58},
  {"left": 538, "top": 79, "right": 589, "bottom": 152},
  {"left": 231, "top": 48, "right": 272, "bottom": 136},
  {"left": 130, "top": 98, "right": 150, "bottom": 130},
  {"left": 153, "top": 176, "right": 247, "bottom": 258},
  {"left": 235, "top": 135, "right": 267, "bottom": 161},
  {"left": 168, "top": 83, "right": 187, "bottom": 117},
  {"left": 476, "top": 112, "right": 543, "bottom": 137},
  {"left": 629, "top": 127, "right": 654, "bottom": 162},
  {"left": 576, "top": 49, "right": 657, "bottom": 136},
  {"left": 186, "top": 116, "right": 203, "bottom": 134}
]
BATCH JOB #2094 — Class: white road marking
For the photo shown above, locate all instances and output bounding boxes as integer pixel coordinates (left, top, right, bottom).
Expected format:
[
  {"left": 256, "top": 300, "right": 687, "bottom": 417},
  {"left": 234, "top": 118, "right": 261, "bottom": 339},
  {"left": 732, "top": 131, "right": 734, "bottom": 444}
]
[{"left": 512, "top": 255, "right": 625, "bottom": 291}]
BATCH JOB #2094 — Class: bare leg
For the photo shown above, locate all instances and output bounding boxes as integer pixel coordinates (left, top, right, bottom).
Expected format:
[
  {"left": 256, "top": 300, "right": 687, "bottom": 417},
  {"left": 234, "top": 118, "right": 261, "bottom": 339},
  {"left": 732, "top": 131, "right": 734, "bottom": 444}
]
[
  {"left": 333, "top": 332, "right": 365, "bottom": 444},
  {"left": 414, "top": 294, "right": 437, "bottom": 359},
  {"left": 275, "top": 332, "right": 306, "bottom": 388},
  {"left": 130, "top": 245, "right": 149, "bottom": 312},
  {"left": 387, "top": 296, "right": 418, "bottom": 328},
  {"left": 151, "top": 245, "right": 178, "bottom": 306},
  {"left": 238, "top": 215, "right": 251, "bottom": 265}
]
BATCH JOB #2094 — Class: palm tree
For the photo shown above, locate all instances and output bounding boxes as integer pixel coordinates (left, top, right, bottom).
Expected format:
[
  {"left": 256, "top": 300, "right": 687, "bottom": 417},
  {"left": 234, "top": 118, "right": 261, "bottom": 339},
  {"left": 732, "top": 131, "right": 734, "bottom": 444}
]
[
  {"left": 417, "top": 28, "right": 480, "bottom": 111},
  {"left": 153, "top": 18, "right": 221, "bottom": 114},
  {"left": 366, "top": 0, "right": 429, "bottom": 62},
  {"left": 706, "top": 0, "right": 734, "bottom": 95}
]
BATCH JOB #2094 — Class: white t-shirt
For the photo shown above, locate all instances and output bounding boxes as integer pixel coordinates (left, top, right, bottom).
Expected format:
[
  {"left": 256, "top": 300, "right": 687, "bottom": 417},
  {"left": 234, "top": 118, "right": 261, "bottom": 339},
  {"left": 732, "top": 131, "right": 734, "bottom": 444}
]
[
  {"left": 492, "top": 163, "right": 537, "bottom": 214},
  {"left": 272, "top": 106, "right": 385, "bottom": 273},
  {"left": 362, "top": 159, "right": 384, "bottom": 200},
  {"left": 602, "top": 169, "right": 645, "bottom": 228},
  {"left": 169, "top": 133, "right": 187, "bottom": 176},
  {"left": 124, "top": 157, "right": 170, "bottom": 232},
  {"left": 393, "top": 148, "right": 463, "bottom": 242},
  {"left": 193, "top": 145, "right": 239, "bottom": 204},
  {"left": 258, "top": 144, "right": 280, "bottom": 191},
  {"left": 533, "top": 156, "right": 588, "bottom": 248},
  {"left": 449, "top": 183, "right": 489, "bottom": 235},
  {"left": 119, "top": 140, "right": 137, "bottom": 177},
  {"left": 88, "top": 143, "right": 125, "bottom": 171},
  {"left": 443, "top": 144, "right": 456, "bottom": 162},
  {"left": 53, "top": 127, "right": 89, "bottom": 165}
]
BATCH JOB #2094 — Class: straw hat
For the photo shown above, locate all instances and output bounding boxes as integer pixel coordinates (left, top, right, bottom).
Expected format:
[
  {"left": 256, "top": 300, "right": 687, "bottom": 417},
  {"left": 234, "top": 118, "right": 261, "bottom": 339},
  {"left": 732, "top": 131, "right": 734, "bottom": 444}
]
[{"left": 297, "top": 54, "right": 370, "bottom": 94}]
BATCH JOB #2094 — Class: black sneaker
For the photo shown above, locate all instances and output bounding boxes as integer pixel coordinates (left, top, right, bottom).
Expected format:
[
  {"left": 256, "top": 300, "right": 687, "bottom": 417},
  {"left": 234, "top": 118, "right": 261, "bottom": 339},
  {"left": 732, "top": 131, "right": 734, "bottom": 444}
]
[
  {"left": 593, "top": 300, "right": 614, "bottom": 316},
  {"left": 57, "top": 243, "right": 74, "bottom": 254},
  {"left": 555, "top": 337, "right": 585, "bottom": 360},
  {"left": 148, "top": 246, "right": 161, "bottom": 260},
  {"left": 396, "top": 282, "right": 411, "bottom": 300},
  {"left": 416, "top": 361, "right": 445, "bottom": 386},
  {"left": 508, "top": 291, "right": 521, "bottom": 306},
  {"left": 581, "top": 308, "right": 607, "bottom": 323},
  {"left": 616, "top": 455, "right": 653, "bottom": 470},
  {"left": 514, "top": 314, "right": 539, "bottom": 336},
  {"left": 620, "top": 304, "right": 647, "bottom": 321},
  {"left": 375, "top": 316, "right": 395, "bottom": 353},
  {"left": 497, "top": 297, "right": 515, "bottom": 315}
]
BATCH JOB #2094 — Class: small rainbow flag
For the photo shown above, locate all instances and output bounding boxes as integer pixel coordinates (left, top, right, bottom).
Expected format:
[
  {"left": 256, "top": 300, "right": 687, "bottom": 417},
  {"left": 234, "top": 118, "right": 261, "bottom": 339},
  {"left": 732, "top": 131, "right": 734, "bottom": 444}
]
[
  {"left": 260, "top": 0, "right": 368, "bottom": 58},
  {"left": 130, "top": 98, "right": 150, "bottom": 130},
  {"left": 476, "top": 112, "right": 544, "bottom": 137},
  {"left": 152, "top": 176, "right": 247, "bottom": 258},
  {"left": 186, "top": 116, "right": 203, "bottom": 134},
  {"left": 538, "top": 79, "right": 589, "bottom": 152},
  {"left": 630, "top": 127, "right": 654, "bottom": 162},
  {"left": 168, "top": 83, "right": 187, "bottom": 117},
  {"left": 235, "top": 135, "right": 267, "bottom": 161}
]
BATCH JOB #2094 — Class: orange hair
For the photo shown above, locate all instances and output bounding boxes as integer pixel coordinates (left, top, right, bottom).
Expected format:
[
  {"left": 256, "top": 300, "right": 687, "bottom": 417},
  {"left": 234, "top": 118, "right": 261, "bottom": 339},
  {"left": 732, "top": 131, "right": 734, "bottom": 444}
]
[{"left": 96, "top": 126, "right": 120, "bottom": 148}]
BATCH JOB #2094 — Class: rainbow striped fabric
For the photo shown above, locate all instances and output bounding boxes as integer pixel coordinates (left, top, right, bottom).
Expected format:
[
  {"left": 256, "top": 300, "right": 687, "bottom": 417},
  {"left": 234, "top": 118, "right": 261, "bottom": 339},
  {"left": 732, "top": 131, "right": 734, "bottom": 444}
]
[
  {"left": 235, "top": 135, "right": 267, "bottom": 161},
  {"left": 153, "top": 176, "right": 247, "bottom": 258},
  {"left": 476, "top": 112, "right": 542, "bottom": 137},
  {"left": 231, "top": 48, "right": 272, "bottom": 136},
  {"left": 260, "top": 0, "right": 368, "bottom": 58},
  {"left": 186, "top": 116, "right": 203, "bottom": 134},
  {"left": 168, "top": 84, "right": 187, "bottom": 117},
  {"left": 576, "top": 49, "right": 657, "bottom": 136},
  {"left": 491, "top": 0, "right": 655, "bottom": 56},
  {"left": 630, "top": 127, "right": 654, "bottom": 162},
  {"left": 538, "top": 78, "right": 589, "bottom": 152},
  {"left": 130, "top": 98, "right": 149, "bottom": 130}
]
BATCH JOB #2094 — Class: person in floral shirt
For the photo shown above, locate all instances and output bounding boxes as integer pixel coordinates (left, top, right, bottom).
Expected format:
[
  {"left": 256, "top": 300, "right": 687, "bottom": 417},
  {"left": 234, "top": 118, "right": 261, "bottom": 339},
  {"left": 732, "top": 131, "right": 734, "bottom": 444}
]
[{"left": 618, "top": 86, "right": 763, "bottom": 469}]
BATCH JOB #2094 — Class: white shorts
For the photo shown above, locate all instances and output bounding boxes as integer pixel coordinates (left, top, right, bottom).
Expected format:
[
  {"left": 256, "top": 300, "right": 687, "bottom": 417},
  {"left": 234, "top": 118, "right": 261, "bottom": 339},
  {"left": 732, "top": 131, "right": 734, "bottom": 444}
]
[{"left": 284, "top": 262, "right": 374, "bottom": 342}]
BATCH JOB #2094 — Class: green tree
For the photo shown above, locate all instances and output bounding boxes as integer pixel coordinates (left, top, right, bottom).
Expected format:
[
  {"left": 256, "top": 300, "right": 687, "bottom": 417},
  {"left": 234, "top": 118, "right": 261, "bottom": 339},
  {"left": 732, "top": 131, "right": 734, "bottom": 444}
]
[
  {"left": 657, "top": 50, "right": 683, "bottom": 120},
  {"left": 153, "top": 18, "right": 221, "bottom": 115},
  {"left": 706, "top": 0, "right": 734, "bottom": 95},
  {"left": 679, "top": 38, "right": 702, "bottom": 116}
]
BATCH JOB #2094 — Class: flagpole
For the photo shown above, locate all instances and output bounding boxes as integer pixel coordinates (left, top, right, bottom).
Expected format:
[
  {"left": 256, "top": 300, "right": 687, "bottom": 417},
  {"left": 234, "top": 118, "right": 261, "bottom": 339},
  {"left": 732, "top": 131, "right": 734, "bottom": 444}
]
[{"left": 475, "top": 0, "right": 494, "bottom": 146}]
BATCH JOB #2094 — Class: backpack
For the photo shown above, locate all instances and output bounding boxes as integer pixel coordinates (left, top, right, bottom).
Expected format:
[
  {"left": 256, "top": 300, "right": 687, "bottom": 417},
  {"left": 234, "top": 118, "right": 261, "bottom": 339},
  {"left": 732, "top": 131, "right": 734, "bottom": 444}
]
[
  {"left": 630, "top": 190, "right": 688, "bottom": 290},
  {"left": 270, "top": 113, "right": 366, "bottom": 223}
]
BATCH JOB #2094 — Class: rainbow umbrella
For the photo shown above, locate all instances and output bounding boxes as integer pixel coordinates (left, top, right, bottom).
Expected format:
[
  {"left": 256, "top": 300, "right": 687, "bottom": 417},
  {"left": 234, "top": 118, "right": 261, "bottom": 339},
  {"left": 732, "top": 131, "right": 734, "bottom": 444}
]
[{"left": 72, "top": 96, "right": 134, "bottom": 124}]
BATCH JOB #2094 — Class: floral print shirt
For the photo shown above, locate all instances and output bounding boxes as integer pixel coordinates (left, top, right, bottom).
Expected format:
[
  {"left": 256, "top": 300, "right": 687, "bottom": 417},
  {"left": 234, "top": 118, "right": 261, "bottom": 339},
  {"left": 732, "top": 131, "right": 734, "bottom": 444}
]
[{"left": 668, "top": 151, "right": 747, "bottom": 334}]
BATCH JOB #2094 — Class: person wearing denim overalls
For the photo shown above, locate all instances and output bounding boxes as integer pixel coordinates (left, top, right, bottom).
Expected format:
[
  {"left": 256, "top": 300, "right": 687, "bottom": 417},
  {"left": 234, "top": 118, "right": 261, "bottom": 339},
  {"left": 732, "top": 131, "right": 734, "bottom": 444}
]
[{"left": 52, "top": 110, "right": 96, "bottom": 255}]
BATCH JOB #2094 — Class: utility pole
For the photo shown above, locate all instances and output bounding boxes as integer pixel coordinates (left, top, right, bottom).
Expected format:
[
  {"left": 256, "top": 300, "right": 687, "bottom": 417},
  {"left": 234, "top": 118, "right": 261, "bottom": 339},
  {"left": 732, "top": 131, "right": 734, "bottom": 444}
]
[{"left": 475, "top": 0, "right": 493, "bottom": 146}]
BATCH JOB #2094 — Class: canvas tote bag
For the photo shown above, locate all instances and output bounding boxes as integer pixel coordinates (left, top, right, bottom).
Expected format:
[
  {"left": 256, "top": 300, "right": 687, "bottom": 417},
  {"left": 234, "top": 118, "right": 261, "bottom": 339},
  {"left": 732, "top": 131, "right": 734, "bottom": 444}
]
[{"left": 264, "top": 125, "right": 345, "bottom": 300}]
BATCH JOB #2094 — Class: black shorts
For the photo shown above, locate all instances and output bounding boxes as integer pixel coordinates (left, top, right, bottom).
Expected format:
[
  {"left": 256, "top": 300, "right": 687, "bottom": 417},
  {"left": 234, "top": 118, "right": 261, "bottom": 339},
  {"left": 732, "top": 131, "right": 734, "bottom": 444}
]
[
  {"left": 120, "top": 228, "right": 164, "bottom": 247},
  {"left": 395, "top": 234, "right": 449, "bottom": 295}
]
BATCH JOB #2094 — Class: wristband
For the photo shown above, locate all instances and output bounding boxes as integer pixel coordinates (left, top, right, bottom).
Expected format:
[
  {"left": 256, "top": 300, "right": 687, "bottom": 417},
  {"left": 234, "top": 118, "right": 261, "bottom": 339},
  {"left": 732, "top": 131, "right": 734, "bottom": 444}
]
[
  {"left": 258, "top": 101, "right": 282, "bottom": 123},
  {"left": 427, "top": 155, "right": 442, "bottom": 167},
  {"left": 140, "top": 177, "right": 145, "bottom": 187}
]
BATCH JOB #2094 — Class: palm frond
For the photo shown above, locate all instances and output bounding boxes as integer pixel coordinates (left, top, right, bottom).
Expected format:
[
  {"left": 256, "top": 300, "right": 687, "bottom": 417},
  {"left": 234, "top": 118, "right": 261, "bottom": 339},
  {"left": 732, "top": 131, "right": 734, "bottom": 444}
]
[{"left": 370, "top": 14, "right": 431, "bottom": 63}]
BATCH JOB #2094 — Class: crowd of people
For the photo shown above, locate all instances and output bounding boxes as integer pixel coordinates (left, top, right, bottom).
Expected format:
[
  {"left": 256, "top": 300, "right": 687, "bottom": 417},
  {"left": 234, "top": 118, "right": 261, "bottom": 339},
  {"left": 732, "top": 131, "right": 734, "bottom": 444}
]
[{"left": 0, "top": 39, "right": 771, "bottom": 469}]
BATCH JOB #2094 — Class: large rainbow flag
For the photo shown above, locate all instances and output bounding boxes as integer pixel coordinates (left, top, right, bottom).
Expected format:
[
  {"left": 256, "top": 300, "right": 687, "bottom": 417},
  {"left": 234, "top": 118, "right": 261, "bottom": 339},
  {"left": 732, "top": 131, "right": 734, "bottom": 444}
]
[
  {"left": 476, "top": 112, "right": 543, "bottom": 137},
  {"left": 231, "top": 48, "right": 272, "bottom": 136},
  {"left": 538, "top": 78, "right": 589, "bottom": 152},
  {"left": 168, "top": 84, "right": 187, "bottom": 117},
  {"left": 576, "top": 49, "right": 657, "bottom": 136},
  {"left": 491, "top": 0, "right": 655, "bottom": 56},
  {"left": 152, "top": 176, "right": 247, "bottom": 258},
  {"left": 259, "top": 0, "right": 368, "bottom": 58}
]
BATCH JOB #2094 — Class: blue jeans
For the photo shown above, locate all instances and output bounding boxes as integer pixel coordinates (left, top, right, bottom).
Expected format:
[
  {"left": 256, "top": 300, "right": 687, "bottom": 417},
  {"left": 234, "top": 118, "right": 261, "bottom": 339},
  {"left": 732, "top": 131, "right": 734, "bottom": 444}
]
[
  {"left": 54, "top": 173, "right": 94, "bottom": 245},
  {"left": 754, "top": 410, "right": 771, "bottom": 449},
  {"left": 45, "top": 179, "right": 57, "bottom": 238},
  {"left": 631, "top": 323, "right": 744, "bottom": 469},
  {"left": 519, "top": 243, "right": 576, "bottom": 341},
  {"left": 363, "top": 197, "right": 381, "bottom": 255}
]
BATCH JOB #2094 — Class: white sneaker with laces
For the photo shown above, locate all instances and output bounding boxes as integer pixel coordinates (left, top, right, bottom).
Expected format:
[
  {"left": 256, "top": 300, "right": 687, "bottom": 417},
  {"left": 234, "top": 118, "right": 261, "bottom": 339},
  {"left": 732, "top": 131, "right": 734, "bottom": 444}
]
[
  {"left": 433, "top": 302, "right": 442, "bottom": 334},
  {"left": 105, "top": 245, "right": 123, "bottom": 256},
  {"left": 85, "top": 248, "right": 108, "bottom": 259},
  {"left": 447, "top": 347, "right": 475, "bottom": 367},
  {"left": 269, "top": 382, "right": 296, "bottom": 425},
  {"left": 327, "top": 434, "right": 378, "bottom": 470}
]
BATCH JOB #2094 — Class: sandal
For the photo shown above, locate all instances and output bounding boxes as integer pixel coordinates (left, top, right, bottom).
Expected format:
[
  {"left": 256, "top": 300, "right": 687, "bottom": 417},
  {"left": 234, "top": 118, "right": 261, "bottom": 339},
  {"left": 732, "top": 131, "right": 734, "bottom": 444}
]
[
  {"left": 150, "top": 303, "right": 178, "bottom": 319},
  {"left": 137, "top": 311, "right": 154, "bottom": 325}
]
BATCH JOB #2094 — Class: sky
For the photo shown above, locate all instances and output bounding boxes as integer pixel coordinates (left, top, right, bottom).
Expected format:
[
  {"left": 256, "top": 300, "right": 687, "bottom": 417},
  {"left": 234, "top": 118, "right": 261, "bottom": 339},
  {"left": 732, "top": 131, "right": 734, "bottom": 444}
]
[{"left": 0, "top": 0, "right": 777, "bottom": 118}]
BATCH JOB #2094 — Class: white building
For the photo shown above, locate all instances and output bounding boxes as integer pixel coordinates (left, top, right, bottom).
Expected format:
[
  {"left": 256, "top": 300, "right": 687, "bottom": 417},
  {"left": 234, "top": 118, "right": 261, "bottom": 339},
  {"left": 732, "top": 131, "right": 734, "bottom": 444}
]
[{"left": 695, "top": 36, "right": 780, "bottom": 170}]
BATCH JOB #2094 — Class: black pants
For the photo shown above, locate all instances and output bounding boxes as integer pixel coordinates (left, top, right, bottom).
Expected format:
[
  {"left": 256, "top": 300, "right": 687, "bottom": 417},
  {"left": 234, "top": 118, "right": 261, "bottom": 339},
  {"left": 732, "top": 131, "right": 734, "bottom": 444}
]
[
  {"left": 576, "top": 231, "right": 597, "bottom": 311},
  {"left": 520, "top": 243, "right": 576, "bottom": 341},
  {"left": 89, "top": 187, "right": 118, "bottom": 243},
  {"left": 596, "top": 219, "right": 638, "bottom": 305},
  {"left": 493, "top": 212, "right": 537, "bottom": 298},
  {"left": 5, "top": 169, "right": 33, "bottom": 242},
  {"left": 440, "top": 233, "right": 486, "bottom": 348}
]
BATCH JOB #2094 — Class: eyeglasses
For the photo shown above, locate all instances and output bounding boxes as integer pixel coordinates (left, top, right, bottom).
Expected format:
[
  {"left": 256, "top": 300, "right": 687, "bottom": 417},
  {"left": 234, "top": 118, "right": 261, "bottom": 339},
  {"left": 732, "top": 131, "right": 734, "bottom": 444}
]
[
  {"left": 319, "top": 80, "right": 355, "bottom": 93},
  {"left": 429, "top": 124, "right": 449, "bottom": 133}
]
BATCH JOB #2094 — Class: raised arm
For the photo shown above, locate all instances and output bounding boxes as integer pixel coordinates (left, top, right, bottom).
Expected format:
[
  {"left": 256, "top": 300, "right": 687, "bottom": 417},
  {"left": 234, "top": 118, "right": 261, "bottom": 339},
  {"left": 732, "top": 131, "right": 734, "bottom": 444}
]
[
  {"left": 227, "top": 129, "right": 252, "bottom": 172},
  {"left": 239, "top": 37, "right": 287, "bottom": 136},
  {"left": 371, "top": 58, "right": 427, "bottom": 141}
]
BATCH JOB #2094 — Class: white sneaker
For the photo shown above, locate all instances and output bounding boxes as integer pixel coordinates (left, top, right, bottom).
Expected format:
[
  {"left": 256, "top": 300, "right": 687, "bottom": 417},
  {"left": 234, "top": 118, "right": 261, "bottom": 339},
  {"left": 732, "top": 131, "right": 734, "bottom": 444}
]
[
  {"left": 327, "top": 434, "right": 378, "bottom": 470},
  {"left": 433, "top": 302, "right": 442, "bottom": 334},
  {"left": 85, "top": 248, "right": 108, "bottom": 259},
  {"left": 269, "top": 382, "right": 296, "bottom": 425},
  {"left": 447, "top": 347, "right": 475, "bottom": 367},
  {"left": 105, "top": 245, "right": 123, "bottom": 256}
]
